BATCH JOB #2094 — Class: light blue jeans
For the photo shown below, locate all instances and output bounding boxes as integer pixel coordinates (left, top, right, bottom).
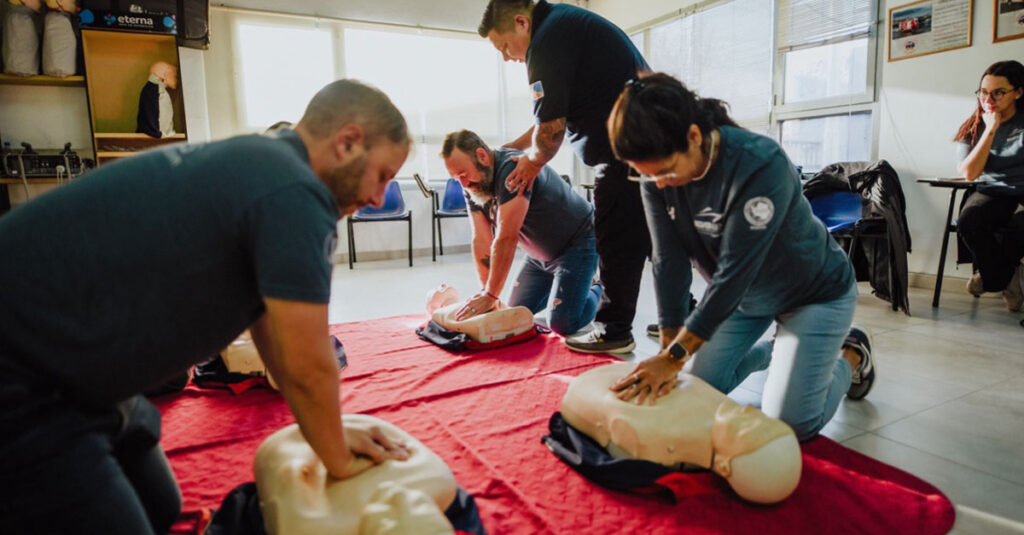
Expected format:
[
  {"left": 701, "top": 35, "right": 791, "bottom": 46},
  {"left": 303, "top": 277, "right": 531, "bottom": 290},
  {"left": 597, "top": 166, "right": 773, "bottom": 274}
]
[
  {"left": 509, "top": 227, "right": 601, "bottom": 336},
  {"left": 690, "top": 282, "right": 858, "bottom": 441}
]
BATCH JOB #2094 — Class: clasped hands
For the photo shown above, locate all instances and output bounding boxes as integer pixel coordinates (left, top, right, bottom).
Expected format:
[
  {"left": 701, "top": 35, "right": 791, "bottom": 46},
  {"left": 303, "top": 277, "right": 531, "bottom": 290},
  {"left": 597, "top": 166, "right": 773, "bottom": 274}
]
[
  {"left": 609, "top": 350, "right": 688, "bottom": 406},
  {"left": 454, "top": 291, "right": 500, "bottom": 321}
]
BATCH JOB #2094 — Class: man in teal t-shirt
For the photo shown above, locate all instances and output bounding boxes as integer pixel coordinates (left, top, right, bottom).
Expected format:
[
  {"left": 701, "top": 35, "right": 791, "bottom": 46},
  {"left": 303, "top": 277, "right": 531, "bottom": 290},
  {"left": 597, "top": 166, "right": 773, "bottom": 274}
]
[{"left": 0, "top": 80, "right": 411, "bottom": 534}]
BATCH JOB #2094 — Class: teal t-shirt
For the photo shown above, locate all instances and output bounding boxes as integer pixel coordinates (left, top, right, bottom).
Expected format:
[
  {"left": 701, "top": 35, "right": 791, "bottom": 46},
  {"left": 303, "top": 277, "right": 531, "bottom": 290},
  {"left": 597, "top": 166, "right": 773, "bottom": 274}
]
[{"left": 0, "top": 130, "right": 338, "bottom": 405}]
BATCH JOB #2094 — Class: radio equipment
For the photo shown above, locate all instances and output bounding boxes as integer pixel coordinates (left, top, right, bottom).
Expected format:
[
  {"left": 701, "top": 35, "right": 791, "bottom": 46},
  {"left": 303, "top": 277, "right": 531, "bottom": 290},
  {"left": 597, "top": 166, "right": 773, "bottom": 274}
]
[{"left": 3, "top": 142, "right": 85, "bottom": 179}]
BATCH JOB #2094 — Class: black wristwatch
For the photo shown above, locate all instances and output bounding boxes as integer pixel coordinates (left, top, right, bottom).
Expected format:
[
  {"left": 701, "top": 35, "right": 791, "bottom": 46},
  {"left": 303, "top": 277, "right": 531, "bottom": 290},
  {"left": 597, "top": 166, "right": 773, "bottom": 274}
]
[{"left": 667, "top": 341, "right": 689, "bottom": 362}]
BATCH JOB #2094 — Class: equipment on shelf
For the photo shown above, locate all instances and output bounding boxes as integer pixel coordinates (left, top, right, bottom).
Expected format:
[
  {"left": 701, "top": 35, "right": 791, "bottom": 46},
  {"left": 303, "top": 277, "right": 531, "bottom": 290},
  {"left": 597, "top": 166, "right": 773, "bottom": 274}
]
[{"left": 3, "top": 141, "right": 85, "bottom": 178}]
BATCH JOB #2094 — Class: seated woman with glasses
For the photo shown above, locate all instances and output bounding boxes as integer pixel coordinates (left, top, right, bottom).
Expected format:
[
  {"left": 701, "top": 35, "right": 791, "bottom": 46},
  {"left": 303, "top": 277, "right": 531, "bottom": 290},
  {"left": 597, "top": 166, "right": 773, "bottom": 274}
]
[
  {"left": 604, "top": 73, "right": 874, "bottom": 442},
  {"left": 954, "top": 60, "right": 1024, "bottom": 311}
]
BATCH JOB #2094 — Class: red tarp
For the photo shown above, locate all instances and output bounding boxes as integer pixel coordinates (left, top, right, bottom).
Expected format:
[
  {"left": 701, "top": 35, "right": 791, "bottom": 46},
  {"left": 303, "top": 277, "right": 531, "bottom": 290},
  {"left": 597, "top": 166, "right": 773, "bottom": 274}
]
[{"left": 157, "top": 315, "right": 954, "bottom": 534}]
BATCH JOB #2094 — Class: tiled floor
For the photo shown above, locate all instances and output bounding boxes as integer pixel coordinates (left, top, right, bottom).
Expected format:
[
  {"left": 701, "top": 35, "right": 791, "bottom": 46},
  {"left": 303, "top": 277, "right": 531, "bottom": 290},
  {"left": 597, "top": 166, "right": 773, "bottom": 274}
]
[{"left": 329, "top": 252, "right": 1024, "bottom": 534}]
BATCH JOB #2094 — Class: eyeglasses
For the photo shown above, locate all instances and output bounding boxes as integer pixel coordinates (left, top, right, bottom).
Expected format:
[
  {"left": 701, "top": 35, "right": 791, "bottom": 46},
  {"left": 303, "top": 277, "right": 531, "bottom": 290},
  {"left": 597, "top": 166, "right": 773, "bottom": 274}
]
[
  {"left": 975, "top": 88, "right": 1013, "bottom": 100},
  {"left": 628, "top": 172, "right": 677, "bottom": 183},
  {"left": 628, "top": 153, "right": 680, "bottom": 183}
]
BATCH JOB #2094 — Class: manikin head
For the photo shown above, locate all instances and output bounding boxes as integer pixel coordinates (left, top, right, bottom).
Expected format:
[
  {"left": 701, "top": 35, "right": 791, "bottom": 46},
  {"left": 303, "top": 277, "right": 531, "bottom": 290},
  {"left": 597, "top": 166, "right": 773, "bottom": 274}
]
[
  {"left": 295, "top": 80, "right": 412, "bottom": 216},
  {"left": 560, "top": 363, "right": 802, "bottom": 504},
  {"left": 149, "top": 61, "right": 178, "bottom": 90},
  {"left": 254, "top": 414, "right": 457, "bottom": 535},
  {"left": 478, "top": 0, "right": 535, "bottom": 63},
  {"left": 426, "top": 284, "right": 460, "bottom": 314},
  {"left": 441, "top": 129, "right": 496, "bottom": 206}
]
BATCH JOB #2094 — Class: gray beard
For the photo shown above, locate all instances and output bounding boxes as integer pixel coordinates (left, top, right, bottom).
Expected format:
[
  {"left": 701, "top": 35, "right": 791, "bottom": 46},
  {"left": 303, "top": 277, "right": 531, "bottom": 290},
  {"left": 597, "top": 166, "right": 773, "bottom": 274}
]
[{"left": 465, "top": 162, "right": 495, "bottom": 207}]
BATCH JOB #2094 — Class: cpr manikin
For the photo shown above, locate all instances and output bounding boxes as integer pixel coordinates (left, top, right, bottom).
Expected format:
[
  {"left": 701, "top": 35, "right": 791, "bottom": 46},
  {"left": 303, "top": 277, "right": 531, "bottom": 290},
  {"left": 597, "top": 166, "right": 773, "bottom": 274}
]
[
  {"left": 254, "top": 414, "right": 456, "bottom": 535},
  {"left": 426, "top": 284, "right": 534, "bottom": 343},
  {"left": 136, "top": 61, "right": 178, "bottom": 138},
  {"left": 561, "top": 363, "right": 802, "bottom": 504}
]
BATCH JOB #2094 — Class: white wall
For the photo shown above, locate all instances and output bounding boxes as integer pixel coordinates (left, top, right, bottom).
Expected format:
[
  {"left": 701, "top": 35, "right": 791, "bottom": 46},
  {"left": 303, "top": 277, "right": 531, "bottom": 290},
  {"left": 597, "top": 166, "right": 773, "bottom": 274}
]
[
  {"left": 878, "top": 0, "right": 1020, "bottom": 280},
  {"left": 591, "top": 0, "right": 1022, "bottom": 284}
]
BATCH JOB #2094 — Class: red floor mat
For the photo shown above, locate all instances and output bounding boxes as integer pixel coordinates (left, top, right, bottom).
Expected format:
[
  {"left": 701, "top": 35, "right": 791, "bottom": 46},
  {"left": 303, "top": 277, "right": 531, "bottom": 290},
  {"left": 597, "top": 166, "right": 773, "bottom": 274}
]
[{"left": 157, "top": 314, "right": 954, "bottom": 534}]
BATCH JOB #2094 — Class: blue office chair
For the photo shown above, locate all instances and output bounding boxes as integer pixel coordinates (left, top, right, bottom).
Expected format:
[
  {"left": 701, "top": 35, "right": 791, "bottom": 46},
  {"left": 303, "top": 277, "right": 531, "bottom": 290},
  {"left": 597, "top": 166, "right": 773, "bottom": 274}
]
[
  {"left": 412, "top": 174, "right": 469, "bottom": 261},
  {"left": 346, "top": 181, "right": 412, "bottom": 269}
]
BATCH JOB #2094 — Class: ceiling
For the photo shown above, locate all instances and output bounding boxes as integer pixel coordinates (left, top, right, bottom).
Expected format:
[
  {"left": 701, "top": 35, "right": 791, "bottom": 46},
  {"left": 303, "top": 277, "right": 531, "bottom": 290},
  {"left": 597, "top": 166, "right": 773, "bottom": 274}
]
[{"left": 214, "top": 0, "right": 489, "bottom": 33}]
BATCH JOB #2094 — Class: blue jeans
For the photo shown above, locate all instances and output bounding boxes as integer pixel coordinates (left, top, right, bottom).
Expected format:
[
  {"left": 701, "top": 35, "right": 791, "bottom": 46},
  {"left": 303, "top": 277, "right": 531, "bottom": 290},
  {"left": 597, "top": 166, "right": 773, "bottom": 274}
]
[
  {"left": 509, "top": 227, "right": 601, "bottom": 336},
  {"left": 689, "top": 282, "right": 857, "bottom": 441}
]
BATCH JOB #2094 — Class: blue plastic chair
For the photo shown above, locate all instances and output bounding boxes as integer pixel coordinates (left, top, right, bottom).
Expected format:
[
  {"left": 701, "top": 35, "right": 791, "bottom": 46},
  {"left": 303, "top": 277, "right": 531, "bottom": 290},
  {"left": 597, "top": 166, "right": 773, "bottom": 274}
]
[
  {"left": 808, "top": 191, "right": 863, "bottom": 234},
  {"left": 432, "top": 178, "right": 469, "bottom": 260},
  {"left": 808, "top": 190, "right": 893, "bottom": 308},
  {"left": 412, "top": 174, "right": 469, "bottom": 261},
  {"left": 346, "top": 181, "right": 412, "bottom": 269}
]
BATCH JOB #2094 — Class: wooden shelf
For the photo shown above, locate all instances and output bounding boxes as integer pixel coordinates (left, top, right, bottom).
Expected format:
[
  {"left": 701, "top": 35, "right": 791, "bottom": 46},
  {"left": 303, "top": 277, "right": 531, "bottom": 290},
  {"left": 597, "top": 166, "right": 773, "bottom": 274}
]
[
  {"left": 96, "top": 151, "right": 135, "bottom": 158},
  {"left": 94, "top": 133, "right": 186, "bottom": 140},
  {"left": 0, "top": 178, "right": 66, "bottom": 184},
  {"left": 0, "top": 74, "right": 85, "bottom": 87}
]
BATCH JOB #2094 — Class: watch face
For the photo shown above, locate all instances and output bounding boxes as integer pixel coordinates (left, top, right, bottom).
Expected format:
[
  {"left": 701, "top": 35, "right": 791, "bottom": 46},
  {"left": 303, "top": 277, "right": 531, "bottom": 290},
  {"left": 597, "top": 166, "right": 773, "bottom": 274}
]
[{"left": 669, "top": 342, "right": 687, "bottom": 361}]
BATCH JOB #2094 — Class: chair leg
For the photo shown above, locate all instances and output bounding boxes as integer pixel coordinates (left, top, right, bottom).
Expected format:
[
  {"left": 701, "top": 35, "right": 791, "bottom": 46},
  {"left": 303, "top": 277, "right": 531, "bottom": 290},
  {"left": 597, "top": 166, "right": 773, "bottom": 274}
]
[
  {"left": 431, "top": 214, "right": 437, "bottom": 262},
  {"left": 347, "top": 219, "right": 355, "bottom": 270},
  {"left": 437, "top": 217, "right": 444, "bottom": 256},
  {"left": 408, "top": 216, "right": 413, "bottom": 267}
]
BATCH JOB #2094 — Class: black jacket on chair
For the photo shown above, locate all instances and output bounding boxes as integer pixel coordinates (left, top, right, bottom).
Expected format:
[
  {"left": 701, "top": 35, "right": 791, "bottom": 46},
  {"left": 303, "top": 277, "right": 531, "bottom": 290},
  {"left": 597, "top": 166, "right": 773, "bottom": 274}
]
[{"left": 804, "top": 160, "right": 912, "bottom": 315}]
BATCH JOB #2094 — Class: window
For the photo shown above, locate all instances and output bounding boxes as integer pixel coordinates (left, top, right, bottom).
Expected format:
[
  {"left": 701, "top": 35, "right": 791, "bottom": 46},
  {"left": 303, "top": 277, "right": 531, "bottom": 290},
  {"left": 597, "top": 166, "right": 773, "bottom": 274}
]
[
  {"left": 502, "top": 62, "right": 576, "bottom": 177},
  {"left": 344, "top": 28, "right": 503, "bottom": 181},
  {"left": 645, "top": 0, "right": 774, "bottom": 132},
  {"left": 773, "top": 0, "right": 877, "bottom": 169},
  {"left": 780, "top": 112, "right": 871, "bottom": 171},
  {"left": 236, "top": 23, "right": 335, "bottom": 130},
  {"left": 775, "top": 0, "right": 874, "bottom": 108}
]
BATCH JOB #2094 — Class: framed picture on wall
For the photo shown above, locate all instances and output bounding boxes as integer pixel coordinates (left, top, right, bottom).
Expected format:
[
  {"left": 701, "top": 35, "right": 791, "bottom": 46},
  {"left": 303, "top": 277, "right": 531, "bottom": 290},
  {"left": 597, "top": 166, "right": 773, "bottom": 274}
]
[
  {"left": 888, "top": 0, "right": 973, "bottom": 61},
  {"left": 994, "top": 0, "right": 1024, "bottom": 42}
]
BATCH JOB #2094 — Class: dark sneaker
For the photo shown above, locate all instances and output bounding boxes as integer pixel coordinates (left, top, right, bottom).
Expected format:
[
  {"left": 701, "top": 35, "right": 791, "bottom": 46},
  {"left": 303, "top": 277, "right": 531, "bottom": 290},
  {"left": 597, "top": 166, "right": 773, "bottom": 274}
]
[
  {"left": 844, "top": 325, "right": 875, "bottom": 400},
  {"left": 646, "top": 323, "right": 659, "bottom": 337},
  {"left": 565, "top": 330, "right": 636, "bottom": 354}
]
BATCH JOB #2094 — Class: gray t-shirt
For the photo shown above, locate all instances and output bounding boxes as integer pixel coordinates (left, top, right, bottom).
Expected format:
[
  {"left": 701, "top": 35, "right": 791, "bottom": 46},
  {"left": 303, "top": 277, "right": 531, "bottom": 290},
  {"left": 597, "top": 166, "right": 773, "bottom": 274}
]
[
  {"left": 642, "top": 126, "right": 854, "bottom": 340},
  {"left": 466, "top": 148, "right": 593, "bottom": 262},
  {"left": 0, "top": 130, "right": 337, "bottom": 406},
  {"left": 955, "top": 112, "right": 1024, "bottom": 196}
]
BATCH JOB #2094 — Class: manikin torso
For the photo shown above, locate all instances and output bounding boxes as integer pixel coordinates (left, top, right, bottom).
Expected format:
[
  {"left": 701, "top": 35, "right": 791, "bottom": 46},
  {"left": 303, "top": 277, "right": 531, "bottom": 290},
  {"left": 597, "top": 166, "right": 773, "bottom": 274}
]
[
  {"left": 254, "top": 414, "right": 457, "bottom": 535},
  {"left": 427, "top": 284, "right": 534, "bottom": 343},
  {"left": 561, "top": 363, "right": 802, "bottom": 504}
]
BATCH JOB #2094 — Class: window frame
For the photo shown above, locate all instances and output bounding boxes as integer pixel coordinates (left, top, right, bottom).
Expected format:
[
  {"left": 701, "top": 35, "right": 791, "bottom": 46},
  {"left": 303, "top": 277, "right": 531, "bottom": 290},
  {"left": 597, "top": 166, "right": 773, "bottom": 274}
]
[{"left": 629, "top": 0, "right": 883, "bottom": 164}]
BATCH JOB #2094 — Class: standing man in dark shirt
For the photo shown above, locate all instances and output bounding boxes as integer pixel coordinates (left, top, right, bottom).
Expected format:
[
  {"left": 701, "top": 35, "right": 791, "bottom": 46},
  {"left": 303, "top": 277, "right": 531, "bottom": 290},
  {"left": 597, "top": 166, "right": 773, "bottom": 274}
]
[
  {"left": 478, "top": 0, "right": 650, "bottom": 353},
  {"left": 0, "top": 80, "right": 411, "bottom": 534}
]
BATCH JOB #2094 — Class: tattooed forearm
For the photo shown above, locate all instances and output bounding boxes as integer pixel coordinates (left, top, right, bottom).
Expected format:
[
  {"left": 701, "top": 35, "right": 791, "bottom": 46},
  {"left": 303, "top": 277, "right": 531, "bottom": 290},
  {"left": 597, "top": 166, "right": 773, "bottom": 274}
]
[{"left": 532, "top": 117, "right": 566, "bottom": 163}]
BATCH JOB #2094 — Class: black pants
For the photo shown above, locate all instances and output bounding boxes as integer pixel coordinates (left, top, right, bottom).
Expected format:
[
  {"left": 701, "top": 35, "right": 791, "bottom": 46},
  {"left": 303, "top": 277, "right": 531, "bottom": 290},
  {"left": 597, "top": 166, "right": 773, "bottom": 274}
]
[
  {"left": 0, "top": 377, "right": 181, "bottom": 535},
  {"left": 958, "top": 191, "right": 1024, "bottom": 292},
  {"left": 592, "top": 159, "right": 651, "bottom": 339}
]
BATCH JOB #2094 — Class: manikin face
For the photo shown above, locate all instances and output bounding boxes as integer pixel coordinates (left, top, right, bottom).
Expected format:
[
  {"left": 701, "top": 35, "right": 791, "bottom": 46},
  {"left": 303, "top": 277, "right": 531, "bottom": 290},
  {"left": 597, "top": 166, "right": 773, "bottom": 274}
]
[
  {"left": 977, "top": 74, "right": 1022, "bottom": 117},
  {"left": 325, "top": 137, "right": 409, "bottom": 216},
  {"left": 486, "top": 17, "right": 531, "bottom": 63},
  {"left": 625, "top": 124, "right": 708, "bottom": 189},
  {"left": 444, "top": 147, "right": 494, "bottom": 205}
]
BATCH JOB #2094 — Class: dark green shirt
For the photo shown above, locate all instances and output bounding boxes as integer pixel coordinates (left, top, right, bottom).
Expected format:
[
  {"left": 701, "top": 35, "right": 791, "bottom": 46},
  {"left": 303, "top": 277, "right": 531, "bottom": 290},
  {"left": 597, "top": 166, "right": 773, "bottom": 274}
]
[{"left": 0, "top": 130, "right": 337, "bottom": 405}]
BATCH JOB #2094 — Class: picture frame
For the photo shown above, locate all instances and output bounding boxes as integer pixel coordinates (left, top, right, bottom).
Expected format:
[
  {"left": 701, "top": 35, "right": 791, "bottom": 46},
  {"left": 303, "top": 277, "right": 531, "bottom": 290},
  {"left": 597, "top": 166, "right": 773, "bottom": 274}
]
[
  {"left": 994, "top": 0, "right": 1024, "bottom": 43},
  {"left": 888, "top": 0, "right": 973, "bottom": 62}
]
